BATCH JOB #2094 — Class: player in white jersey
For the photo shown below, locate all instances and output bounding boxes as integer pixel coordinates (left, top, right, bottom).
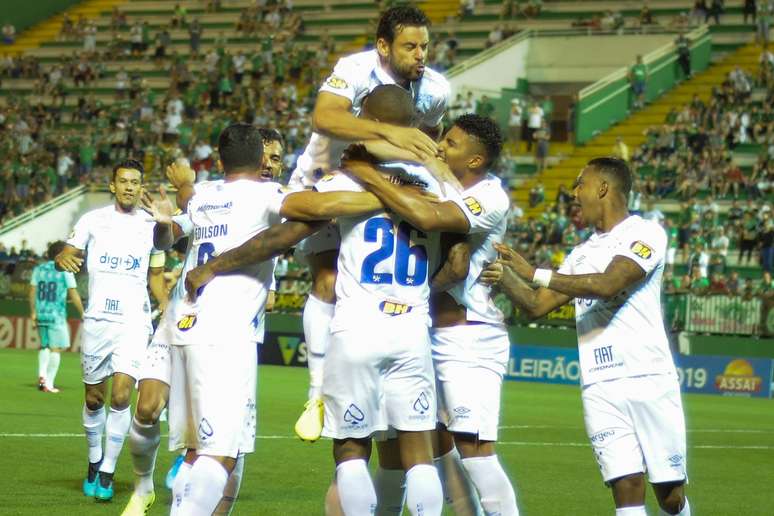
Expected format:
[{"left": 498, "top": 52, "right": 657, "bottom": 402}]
[
  {"left": 55, "top": 159, "right": 168, "bottom": 503},
  {"left": 343, "top": 114, "right": 520, "bottom": 516},
  {"left": 120, "top": 128, "right": 289, "bottom": 516},
  {"left": 290, "top": 5, "right": 450, "bottom": 442},
  {"left": 481, "top": 157, "right": 690, "bottom": 516}
]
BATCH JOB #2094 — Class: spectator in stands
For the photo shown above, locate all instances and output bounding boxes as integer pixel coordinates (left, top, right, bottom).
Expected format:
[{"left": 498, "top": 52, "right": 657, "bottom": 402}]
[
  {"left": 153, "top": 27, "right": 171, "bottom": 64},
  {"left": 757, "top": 1, "right": 773, "bottom": 46},
  {"left": 508, "top": 99, "right": 523, "bottom": 146},
  {"left": 629, "top": 55, "right": 647, "bottom": 109},
  {"left": 459, "top": 0, "right": 476, "bottom": 19},
  {"left": 83, "top": 23, "right": 97, "bottom": 53},
  {"left": 691, "top": 1, "right": 708, "bottom": 26},
  {"left": 534, "top": 119, "right": 550, "bottom": 173},
  {"left": 689, "top": 267, "right": 710, "bottom": 295},
  {"left": 189, "top": 18, "right": 203, "bottom": 56},
  {"left": 710, "top": 226, "right": 730, "bottom": 258},
  {"left": 171, "top": 3, "right": 188, "bottom": 29},
  {"left": 2, "top": 23, "right": 16, "bottom": 45},
  {"left": 528, "top": 181, "right": 545, "bottom": 208},
  {"left": 675, "top": 33, "right": 692, "bottom": 78},
  {"left": 709, "top": 273, "right": 730, "bottom": 295},
  {"left": 759, "top": 218, "right": 774, "bottom": 272},
  {"left": 486, "top": 24, "right": 504, "bottom": 48},
  {"left": 739, "top": 210, "right": 759, "bottom": 265},
  {"left": 129, "top": 22, "right": 143, "bottom": 57},
  {"left": 744, "top": 0, "right": 757, "bottom": 24},
  {"left": 639, "top": 4, "right": 655, "bottom": 26},
  {"left": 526, "top": 101, "right": 544, "bottom": 151},
  {"left": 56, "top": 151, "right": 73, "bottom": 194},
  {"left": 706, "top": 0, "right": 723, "bottom": 24}
]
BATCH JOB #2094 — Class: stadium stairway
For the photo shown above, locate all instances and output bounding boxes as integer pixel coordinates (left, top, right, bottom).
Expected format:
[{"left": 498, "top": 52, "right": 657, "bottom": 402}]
[
  {"left": 1, "top": 0, "right": 126, "bottom": 54},
  {"left": 513, "top": 42, "right": 762, "bottom": 217}
]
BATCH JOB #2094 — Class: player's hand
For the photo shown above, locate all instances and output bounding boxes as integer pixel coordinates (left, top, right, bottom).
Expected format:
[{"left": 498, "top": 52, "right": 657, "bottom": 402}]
[
  {"left": 184, "top": 264, "right": 214, "bottom": 302},
  {"left": 341, "top": 155, "right": 381, "bottom": 182},
  {"left": 382, "top": 125, "right": 437, "bottom": 162},
  {"left": 55, "top": 252, "right": 83, "bottom": 273},
  {"left": 424, "top": 156, "right": 463, "bottom": 193},
  {"left": 494, "top": 243, "right": 536, "bottom": 281},
  {"left": 166, "top": 159, "right": 195, "bottom": 189},
  {"left": 141, "top": 185, "right": 175, "bottom": 224},
  {"left": 266, "top": 290, "right": 276, "bottom": 312},
  {"left": 479, "top": 261, "right": 503, "bottom": 285},
  {"left": 362, "top": 139, "right": 423, "bottom": 163}
]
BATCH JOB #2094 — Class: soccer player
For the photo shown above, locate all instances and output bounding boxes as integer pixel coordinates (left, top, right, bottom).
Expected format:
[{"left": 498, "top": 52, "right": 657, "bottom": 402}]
[
  {"left": 342, "top": 114, "right": 519, "bottom": 516},
  {"left": 55, "top": 159, "right": 168, "bottom": 502},
  {"left": 480, "top": 157, "right": 690, "bottom": 516},
  {"left": 29, "top": 240, "right": 84, "bottom": 393},
  {"left": 290, "top": 4, "right": 450, "bottom": 442}
]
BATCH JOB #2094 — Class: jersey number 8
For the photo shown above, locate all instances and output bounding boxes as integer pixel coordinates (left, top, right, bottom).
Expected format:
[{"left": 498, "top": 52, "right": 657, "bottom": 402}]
[{"left": 361, "top": 218, "right": 428, "bottom": 286}]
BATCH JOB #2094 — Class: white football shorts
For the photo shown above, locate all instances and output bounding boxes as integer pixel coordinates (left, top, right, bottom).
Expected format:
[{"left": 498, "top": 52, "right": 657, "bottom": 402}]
[
  {"left": 322, "top": 317, "right": 436, "bottom": 439},
  {"left": 432, "top": 323, "right": 510, "bottom": 441},
  {"left": 582, "top": 373, "right": 687, "bottom": 484},
  {"left": 80, "top": 318, "right": 151, "bottom": 384},
  {"left": 139, "top": 314, "right": 174, "bottom": 385},
  {"left": 167, "top": 341, "right": 257, "bottom": 458}
]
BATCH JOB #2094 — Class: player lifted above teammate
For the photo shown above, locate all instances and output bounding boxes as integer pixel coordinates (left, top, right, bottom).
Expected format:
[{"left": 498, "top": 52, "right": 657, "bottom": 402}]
[
  {"left": 481, "top": 157, "right": 690, "bottom": 516},
  {"left": 56, "top": 159, "right": 167, "bottom": 502},
  {"left": 291, "top": 4, "right": 450, "bottom": 443}
]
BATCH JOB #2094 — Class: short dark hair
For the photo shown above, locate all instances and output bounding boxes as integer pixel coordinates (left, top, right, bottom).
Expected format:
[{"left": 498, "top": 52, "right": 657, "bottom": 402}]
[
  {"left": 453, "top": 114, "right": 503, "bottom": 168},
  {"left": 376, "top": 6, "right": 430, "bottom": 45},
  {"left": 47, "top": 240, "right": 66, "bottom": 261},
  {"left": 587, "top": 157, "right": 632, "bottom": 197},
  {"left": 218, "top": 123, "right": 264, "bottom": 173},
  {"left": 362, "top": 84, "right": 415, "bottom": 127},
  {"left": 258, "top": 128, "right": 285, "bottom": 148},
  {"left": 112, "top": 159, "right": 144, "bottom": 181}
]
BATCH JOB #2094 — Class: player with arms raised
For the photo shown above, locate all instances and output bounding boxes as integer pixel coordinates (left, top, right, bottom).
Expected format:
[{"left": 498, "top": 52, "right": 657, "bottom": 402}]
[
  {"left": 55, "top": 159, "right": 167, "bottom": 502},
  {"left": 481, "top": 157, "right": 690, "bottom": 516}
]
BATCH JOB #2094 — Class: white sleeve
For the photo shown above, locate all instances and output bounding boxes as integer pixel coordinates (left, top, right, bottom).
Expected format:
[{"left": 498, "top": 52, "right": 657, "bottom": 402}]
[
  {"left": 172, "top": 213, "right": 193, "bottom": 236},
  {"left": 318, "top": 56, "right": 365, "bottom": 104},
  {"left": 448, "top": 185, "right": 510, "bottom": 235},
  {"left": 312, "top": 173, "right": 362, "bottom": 193},
  {"left": 613, "top": 222, "right": 667, "bottom": 275},
  {"left": 422, "top": 83, "right": 450, "bottom": 128},
  {"left": 266, "top": 185, "right": 290, "bottom": 223},
  {"left": 67, "top": 212, "right": 92, "bottom": 250}
]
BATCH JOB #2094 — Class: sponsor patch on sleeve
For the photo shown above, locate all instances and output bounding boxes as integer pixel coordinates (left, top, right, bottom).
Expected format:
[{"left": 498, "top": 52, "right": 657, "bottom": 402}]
[
  {"left": 326, "top": 76, "right": 348, "bottom": 89},
  {"left": 320, "top": 174, "right": 335, "bottom": 182},
  {"left": 463, "top": 196, "right": 482, "bottom": 216},
  {"left": 630, "top": 240, "right": 653, "bottom": 259}
]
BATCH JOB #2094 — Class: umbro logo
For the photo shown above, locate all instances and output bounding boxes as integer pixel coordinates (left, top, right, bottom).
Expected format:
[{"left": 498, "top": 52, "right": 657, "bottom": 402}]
[
  {"left": 343, "top": 404, "right": 365, "bottom": 424},
  {"left": 453, "top": 406, "right": 471, "bottom": 415},
  {"left": 668, "top": 454, "right": 683, "bottom": 466},
  {"left": 413, "top": 392, "right": 430, "bottom": 414}
]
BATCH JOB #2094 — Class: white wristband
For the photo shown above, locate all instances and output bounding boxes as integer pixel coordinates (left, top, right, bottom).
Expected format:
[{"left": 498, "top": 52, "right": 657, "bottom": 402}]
[{"left": 533, "top": 268, "right": 553, "bottom": 288}]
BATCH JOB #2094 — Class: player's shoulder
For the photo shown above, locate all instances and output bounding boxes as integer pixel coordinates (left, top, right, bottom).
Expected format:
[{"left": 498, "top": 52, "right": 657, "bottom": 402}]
[
  {"left": 419, "top": 66, "right": 450, "bottom": 96},
  {"left": 382, "top": 161, "right": 436, "bottom": 188},
  {"left": 314, "top": 171, "right": 361, "bottom": 192},
  {"left": 334, "top": 49, "right": 376, "bottom": 75},
  {"left": 622, "top": 214, "right": 666, "bottom": 240},
  {"left": 465, "top": 174, "right": 510, "bottom": 210}
]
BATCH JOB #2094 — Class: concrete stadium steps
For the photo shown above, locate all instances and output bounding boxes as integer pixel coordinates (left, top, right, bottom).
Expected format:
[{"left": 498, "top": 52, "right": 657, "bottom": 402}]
[
  {"left": 514, "top": 42, "right": 762, "bottom": 217},
  {"left": 418, "top": 0, "right": 459, "bottom": 23}
]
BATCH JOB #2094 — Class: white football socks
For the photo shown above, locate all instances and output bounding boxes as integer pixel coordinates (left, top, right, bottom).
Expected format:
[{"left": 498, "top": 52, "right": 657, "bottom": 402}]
[
  {"left": 616, "top": 506, "right": 647, "bottom": 515},
  {"left": 405, "top": 464, "right": 443, "bottom": 516},
  {"left": 214, "top": 453, "right": 245, "bottom": 515},
  {"left": 99, "top": 406, "right": 131, "bottom": 474},
  {"left": 82, "top": 404, "right": 106, "bottom": 464},
  {"left": 128, "top": 417, "right": 160, "bottom": 495},
  {"left": 659, "top": 497, "right": 691, "bottom": 516},
  {"left": 373, "top": 467, "right": 405, "bottom": 515},
  {"left": 178, "top": 456, "right": 230, "bottom": 516},
  {"left": 46, "top": 352, "right": 61, "bottom": 389},
  {"left": 434, "top": 448, "right": 482, "bottom": 516},
  {"left": 38, "top": 348, "right": 50, "bottom": 380},
  {"left": 303, "top": 294, "right": 334, "bottom": 400},
  {"left": 462, "top": 455, "right": 519, "bottom": 516},
  {"left": 170, "top": 461, "right": 193, "bottom": 515},
  {"left": 336, "top": 459, "right": 376, "bottom": 515}
]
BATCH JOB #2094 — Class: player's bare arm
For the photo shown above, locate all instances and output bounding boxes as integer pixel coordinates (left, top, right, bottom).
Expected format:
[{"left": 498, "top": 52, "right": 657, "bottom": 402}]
[
  {"left": 431, "top": 238, "right": 470, "bottom": 292},
  {"left": 280, "top": 190, "right": 384, "bottom": 221},
  {"left": 343, "top": 158, "right": 470, "bottom": 233},
  {"left": 147, "top": 266, "right": 168, "bottom": 313},
  {"left": 494, "top": 242, "right": 646, "bottom": 300},
  {"left": 166, "top": 161, "right": 195, "bottom": 210},
  {"left": 313, "top": 91, "right": 437, "bottom": 160},
  {"left": 480, "top": 261, "right": 571, "bottom": 319},
  {"left": 184, "top": 220, "right": 326, "bottom": 301},
  {"left": 54, "top": 244, "right": 84, "bottom": 273},
  {"left": 67, "top": 288, "right": 85, "bottom": 318}
]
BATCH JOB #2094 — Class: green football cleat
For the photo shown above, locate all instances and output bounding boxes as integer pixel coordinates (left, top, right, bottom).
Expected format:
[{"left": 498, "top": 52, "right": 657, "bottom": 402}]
[
  {"left": 95, "top": 472, "right": 114, "bottom": 502},
  {"left": 120, "top": 491, "right": 155, "bottom": 515},
  {"left": 83, "top": 461, "right": 101, "bottom": 497},
  {"left": 294, "top": 398, "right": 324, "bottom": 442}
]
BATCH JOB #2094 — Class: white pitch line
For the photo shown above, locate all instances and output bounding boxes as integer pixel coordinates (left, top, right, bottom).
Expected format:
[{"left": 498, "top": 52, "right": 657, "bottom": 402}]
[
  {"left": 1, "top": 433, "right": 772, "bottom": 450},
  {"left": 499, "top": 425, "right": 774, "bottom": 434}
]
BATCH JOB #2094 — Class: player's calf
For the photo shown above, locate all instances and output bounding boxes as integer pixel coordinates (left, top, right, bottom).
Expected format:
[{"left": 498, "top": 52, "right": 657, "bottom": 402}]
[
  {"left": 653, "top": 481, "right": 689, "bottom": 515},
  {"left": 610, "top": 473, "right": 647, "bottom": 508}
]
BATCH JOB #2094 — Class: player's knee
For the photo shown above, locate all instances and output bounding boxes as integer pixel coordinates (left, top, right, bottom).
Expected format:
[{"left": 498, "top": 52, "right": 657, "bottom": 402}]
[
  {"left": 110, "top": 389, "right": 132, "bottom": 410},
  {"left": 135, "top": 397, "right": 163, "bottom": 424},
  {"left": 85, "top": 392, "right": 104, "bottom": 411}
]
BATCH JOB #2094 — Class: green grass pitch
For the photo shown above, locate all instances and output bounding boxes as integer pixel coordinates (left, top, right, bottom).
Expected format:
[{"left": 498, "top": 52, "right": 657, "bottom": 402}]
[{"left": 0, "top": 347, "right": 772, "bottom": 515}]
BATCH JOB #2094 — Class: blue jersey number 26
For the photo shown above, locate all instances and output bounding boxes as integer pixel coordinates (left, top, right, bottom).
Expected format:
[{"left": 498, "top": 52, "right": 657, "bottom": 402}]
[{"left": 360, "top": 218, "right": 428, "bottom": 286}]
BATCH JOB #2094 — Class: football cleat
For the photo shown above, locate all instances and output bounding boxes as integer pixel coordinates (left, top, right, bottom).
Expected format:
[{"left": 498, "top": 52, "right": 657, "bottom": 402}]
[
  {"left": 95, "top": 472, "right": 114, "bottom": 501},
  {"left": 43, "top": 386, "right": 60, "bottom": 393},
  {"left": 38, "top": 376, "right": 45, "bottom": 391},
  {"left": 165, "top": 453, "right": 185, "bottom": 490},
  {"left": 83, "top": 461, "right": 101, "bottom": 497},
  {"left": 294, "top": 398, "right": 324, "bottom": 442},
  {"left": 120, "top": 491, "right": 155, "bottom": 515}
]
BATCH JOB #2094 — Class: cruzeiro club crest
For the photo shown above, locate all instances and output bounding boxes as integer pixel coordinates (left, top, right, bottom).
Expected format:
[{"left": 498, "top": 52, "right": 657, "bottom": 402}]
[
  {"left": 343, "top": 404, "right": 365, "bottom": 424},
  {"left": 413, "top": 392, "right": 430, "bottom": 414}
]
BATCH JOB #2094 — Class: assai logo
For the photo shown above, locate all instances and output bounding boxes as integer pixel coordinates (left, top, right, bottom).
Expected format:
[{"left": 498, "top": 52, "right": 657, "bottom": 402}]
[
  {"left": 629, "top": 240, "right": 653, "bottom": 259},
  {"left": 177, "top": 314, "right": 197, "bottom": 331},
  {"left": 715, "top": 359, "right": 763, "bottom": 393},
  {"left": 463, "top": 196, "right": 482, "bottom": 216},
  {"left": 379, "top": 301, "right": 412, "bottom": 316},
  {"left": 100, "top": 253, "right": 141, "bottom": 271},
  {"left": 343, "top": 404, "right": 365, "bottom": 424},
  {"left": 413, "top": 392, "right": 430, "bottom": 414}
]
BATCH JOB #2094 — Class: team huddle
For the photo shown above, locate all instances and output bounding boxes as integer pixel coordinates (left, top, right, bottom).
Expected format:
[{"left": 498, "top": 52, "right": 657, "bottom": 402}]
[{"left": 35, "top": 6, "right": 691, "bottom": 516}]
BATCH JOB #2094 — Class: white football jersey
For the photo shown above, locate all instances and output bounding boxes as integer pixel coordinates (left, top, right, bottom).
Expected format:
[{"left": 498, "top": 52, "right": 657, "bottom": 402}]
[
  {"left": 290, "top": 49, "right": 450, "bottom": 188},
  {"left": 447, "top": 174, "right": 510, "bottom": 324},
  {"left": 68, "top": 205, "right": 164, "bottom": 330},
  {"left": 165, "top": 179, "right": 286, "bottom": 346},
  {"left": 315, "top": 162, "right": 445, "bottom": 330},
  {"left": 558, "top": 215, "right": 675, "bottom": 386}
]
